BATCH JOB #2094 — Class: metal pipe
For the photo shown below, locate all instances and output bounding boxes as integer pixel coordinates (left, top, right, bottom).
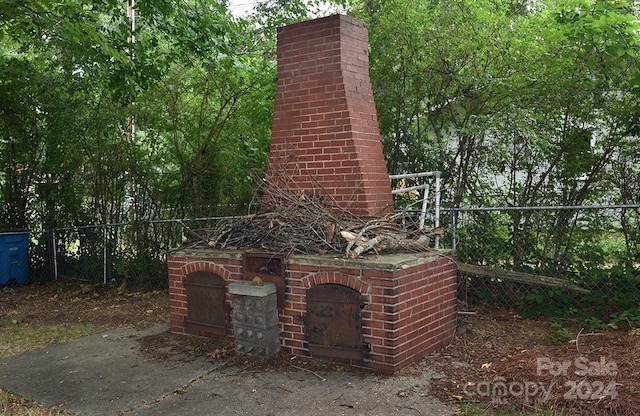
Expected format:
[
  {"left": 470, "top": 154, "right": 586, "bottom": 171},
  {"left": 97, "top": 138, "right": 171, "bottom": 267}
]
[
  {"left": 103, "top": 225, "right": 108, "bottom": 285},
  {"left": 451, "top": 209, "right": 457, "bottom": 250},
  {"left": 434, "top": 174, "right": 441, "bottom": 248},
  {"left": 389, "top": 171, "right": 440, "bottom": 180},
  {"left": 52, "top": 229, "right": 58, "bottom": 281},
  {"left": 419, "top": 185, "right": 429, "bottom": 230},
  {"left": 447, "top": 203, "right": 640, "bottom": 212}
]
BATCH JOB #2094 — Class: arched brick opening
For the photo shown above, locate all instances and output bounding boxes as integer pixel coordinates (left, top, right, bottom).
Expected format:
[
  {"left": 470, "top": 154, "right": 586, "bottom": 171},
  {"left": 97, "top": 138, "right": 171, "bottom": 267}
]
[
  {"left": 300, "top": 271, "right": 371, "bottom": 300},
  {"left": 180, "top": 261, "right": 232, "bottom": 280}
]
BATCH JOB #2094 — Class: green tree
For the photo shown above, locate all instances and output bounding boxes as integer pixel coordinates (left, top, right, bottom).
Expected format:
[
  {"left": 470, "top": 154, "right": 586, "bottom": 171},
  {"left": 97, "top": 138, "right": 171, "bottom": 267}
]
[
  {"left": 360, "top": 0, "right": 525, "bottom": 206},
  {"left": 0, "top": 0, "right": 137, "bottom": 229},
  {"left": 353, "top": 0, "right": 640, "bottom": 270},
  {"left": 134, "top": 2, "right": 275, "bottom": 218}
]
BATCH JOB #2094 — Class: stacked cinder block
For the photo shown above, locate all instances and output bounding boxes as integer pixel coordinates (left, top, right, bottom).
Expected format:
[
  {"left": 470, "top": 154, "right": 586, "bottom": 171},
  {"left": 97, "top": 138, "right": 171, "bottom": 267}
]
[{"left": 229, "top": 280, "right": 281, "bottom": 357}]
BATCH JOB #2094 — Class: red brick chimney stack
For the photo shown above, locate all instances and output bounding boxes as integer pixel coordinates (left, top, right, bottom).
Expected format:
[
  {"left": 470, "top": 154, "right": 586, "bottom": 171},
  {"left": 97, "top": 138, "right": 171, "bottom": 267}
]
[{"left": 261, "top": 14, "right": 394, "bottom": 218}]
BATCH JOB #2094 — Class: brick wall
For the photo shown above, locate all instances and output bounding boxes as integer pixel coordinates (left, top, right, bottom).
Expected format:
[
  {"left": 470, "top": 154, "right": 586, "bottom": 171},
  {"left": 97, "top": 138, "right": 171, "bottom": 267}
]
[{"left": 262, "top": 14, "right": 394, "bottom": 218}]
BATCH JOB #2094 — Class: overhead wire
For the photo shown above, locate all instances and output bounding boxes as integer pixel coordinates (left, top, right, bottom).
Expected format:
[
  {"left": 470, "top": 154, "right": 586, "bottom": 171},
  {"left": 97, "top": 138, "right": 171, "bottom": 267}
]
[{"left": 227, "top": 0, "right": 259, "bottom": 14}]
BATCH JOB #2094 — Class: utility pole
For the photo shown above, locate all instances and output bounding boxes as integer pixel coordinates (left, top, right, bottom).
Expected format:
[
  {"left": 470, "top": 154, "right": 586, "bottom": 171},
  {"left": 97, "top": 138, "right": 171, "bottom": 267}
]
[
  {"left": 127, "top": 0, "right": 136, "bottom": 223},
  {"left": 125, "top": 0, "right": 137, "bottom": 284},
  {"left": 127, "top": 0, "right": 136, "bottom": 145}
]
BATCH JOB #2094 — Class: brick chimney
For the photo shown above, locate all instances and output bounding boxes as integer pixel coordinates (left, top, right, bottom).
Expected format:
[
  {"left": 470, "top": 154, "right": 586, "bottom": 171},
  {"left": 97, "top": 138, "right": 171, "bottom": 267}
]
[{"left": 261, "top": 14, "right": 394, "bottom": 218}]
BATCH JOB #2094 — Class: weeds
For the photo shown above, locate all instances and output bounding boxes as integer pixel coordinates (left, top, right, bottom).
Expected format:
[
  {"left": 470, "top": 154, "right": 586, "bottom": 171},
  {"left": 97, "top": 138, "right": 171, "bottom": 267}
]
[{"left": 547, "top": 318, "right": 571, "bottom": 346}]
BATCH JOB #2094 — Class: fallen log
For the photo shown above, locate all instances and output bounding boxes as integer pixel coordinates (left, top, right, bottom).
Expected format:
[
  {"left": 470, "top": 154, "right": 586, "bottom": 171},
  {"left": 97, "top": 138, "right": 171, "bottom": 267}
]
[{"left": 457, "top": 263, "right": 591, "bottom": 294}]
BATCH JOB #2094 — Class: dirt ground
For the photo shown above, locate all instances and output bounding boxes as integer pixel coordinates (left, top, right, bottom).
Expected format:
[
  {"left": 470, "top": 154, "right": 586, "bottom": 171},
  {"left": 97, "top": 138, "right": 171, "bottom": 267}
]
[
  {"left": 0, "top": 280, "right": 168, "bottom": 334},
  {"left": 431, "top": 306, "right": 640, "bottom": 415},
  {"left": 1, "top": 280, "right": 639, "bottom": 415}
]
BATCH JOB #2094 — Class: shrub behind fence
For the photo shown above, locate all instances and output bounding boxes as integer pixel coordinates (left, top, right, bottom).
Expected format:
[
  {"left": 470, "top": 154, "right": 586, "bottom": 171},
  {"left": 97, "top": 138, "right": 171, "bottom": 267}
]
[
  {"left": 450, "top": 205, "right": 640, "bottom": 324},
  {"left": 27, "top": 218, "right": 229, "bottom": 288}
]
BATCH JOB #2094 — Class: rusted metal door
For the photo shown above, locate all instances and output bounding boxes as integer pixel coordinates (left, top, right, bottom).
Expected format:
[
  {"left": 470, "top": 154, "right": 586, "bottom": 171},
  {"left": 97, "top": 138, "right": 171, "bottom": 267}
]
[
  {"left": 306, "top": 284, "right": 364, "bottom": 360},
  {"left": 184, "top": 271, "right": 226, "bottom": 339},
  {"left": 243, "top": 252, "right": 285, "bottom": 310}
]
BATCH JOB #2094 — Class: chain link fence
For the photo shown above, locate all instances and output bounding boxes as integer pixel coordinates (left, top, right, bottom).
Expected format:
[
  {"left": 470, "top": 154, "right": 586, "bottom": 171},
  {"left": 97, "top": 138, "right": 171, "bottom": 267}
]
[
  {"left": 20, "top": 205, "right": 640, "bottom": 322},
  {"left": 25, "top": 217, "right": 232, "bottom": 288},
  {"left": 448, "top": 205, "right": 640, "bottom": 322}
]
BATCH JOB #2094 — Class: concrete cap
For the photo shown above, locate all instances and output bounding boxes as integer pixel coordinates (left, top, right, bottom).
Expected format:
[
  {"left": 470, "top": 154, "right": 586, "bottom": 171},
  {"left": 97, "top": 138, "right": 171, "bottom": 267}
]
[{"left": 228, "top": 280, "right": 276, "bottom": 297}]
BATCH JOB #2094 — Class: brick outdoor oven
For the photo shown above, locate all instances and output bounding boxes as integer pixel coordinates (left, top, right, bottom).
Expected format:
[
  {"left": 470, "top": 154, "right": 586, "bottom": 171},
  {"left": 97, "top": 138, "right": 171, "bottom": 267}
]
[{"left": 168, "top": 14, "right": 457, "bottom": 373}]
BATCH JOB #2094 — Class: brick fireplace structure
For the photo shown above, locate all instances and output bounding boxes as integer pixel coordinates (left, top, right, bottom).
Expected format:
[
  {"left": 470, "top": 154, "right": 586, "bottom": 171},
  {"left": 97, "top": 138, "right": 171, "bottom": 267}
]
[
  {"left": 169, "top": 250, "right": 456, "bottom": 373},
  {"left": 168, "top": 15, "right": 457, "bottom": 373}
]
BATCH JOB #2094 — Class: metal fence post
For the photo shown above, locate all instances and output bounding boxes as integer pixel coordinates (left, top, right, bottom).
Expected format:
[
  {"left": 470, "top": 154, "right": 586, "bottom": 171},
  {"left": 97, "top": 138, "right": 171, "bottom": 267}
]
[{"left": 450, "top": 208, "right": 457, "bottom": 250}]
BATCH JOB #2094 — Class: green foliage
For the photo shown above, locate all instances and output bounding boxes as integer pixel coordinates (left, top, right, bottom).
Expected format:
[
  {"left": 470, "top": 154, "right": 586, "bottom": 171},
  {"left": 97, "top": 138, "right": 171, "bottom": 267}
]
[
  {"left": 2, "top": 0, "right": 640, "bottom": 291},
  {"left": 0, "top": 0, "right": 280, "bottom": 234},
  {"left": 454, "top": 204, "right": 640, "bottom": 323},
  {"left": 547, "top": 318, "right": 572, "bottom": 345},
  {"left": 252, "top": 0, "right": 313, "bottom": 34},
  {"left": 111, "top": 221, "right": 169, "bottom": 288},
  {"left": 456, "top": 211, "right": 512, "bottom": 266},
  {"left": 520, "top": 287, "right": 578, "bottom": 318},
  {"left": 610, "top": 308, "right": 640, "bottom": 329},
  {"left": 352, "top": 0, "right": 640, "bottom": 217},
  {"left": 580, "top": 315, "right": 608, "bottom": 332},
  {"left": 516, "top": 262, "right": 640, "bottom": 325}
]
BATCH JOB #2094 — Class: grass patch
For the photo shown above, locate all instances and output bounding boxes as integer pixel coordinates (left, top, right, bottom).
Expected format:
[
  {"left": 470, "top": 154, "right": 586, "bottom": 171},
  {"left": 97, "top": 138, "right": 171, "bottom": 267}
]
[
  {"left": 0, "top": 320, "right": 97, "bottom": 415},
  {"left": 0, "top": 389, "right": 74, "bottom": 415},
  {"left": 598, "top": 232, "right": 627, "bottom": 262},
  {"left": 455, "top": 404, "right": 566, "bottom": 415},
  {"left": 0, "top": 320, "right": 100, "bottom": 359}
]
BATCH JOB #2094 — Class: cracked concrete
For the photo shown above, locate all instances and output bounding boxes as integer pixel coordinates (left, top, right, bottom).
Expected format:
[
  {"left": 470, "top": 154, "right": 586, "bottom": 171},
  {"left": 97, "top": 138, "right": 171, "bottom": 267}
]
[{"left": 0, "top": 325, "right": 454, "bottom": 416}]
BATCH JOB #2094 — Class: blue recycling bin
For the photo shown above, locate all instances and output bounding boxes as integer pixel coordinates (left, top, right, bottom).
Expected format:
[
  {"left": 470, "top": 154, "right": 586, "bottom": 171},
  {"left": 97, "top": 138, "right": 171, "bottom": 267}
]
[{"left": 0, "top": 232, "right": 29, "bottom": 285}]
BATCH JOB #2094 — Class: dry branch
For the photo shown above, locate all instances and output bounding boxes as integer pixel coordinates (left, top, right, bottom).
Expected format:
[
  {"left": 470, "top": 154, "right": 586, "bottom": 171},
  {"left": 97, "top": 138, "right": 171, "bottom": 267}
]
[
  {"left": 178, "top": 221, "right": 207, "bottom": 241},
  {"left": 180, "top": 181, "right": 438, "bottom": 258}
]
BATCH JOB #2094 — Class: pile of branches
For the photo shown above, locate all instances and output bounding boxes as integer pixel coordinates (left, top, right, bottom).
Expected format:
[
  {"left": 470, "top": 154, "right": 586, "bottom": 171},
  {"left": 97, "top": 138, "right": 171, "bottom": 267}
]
[{"left": 180, "top": 191, "right": 441, "bottom": 258}]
